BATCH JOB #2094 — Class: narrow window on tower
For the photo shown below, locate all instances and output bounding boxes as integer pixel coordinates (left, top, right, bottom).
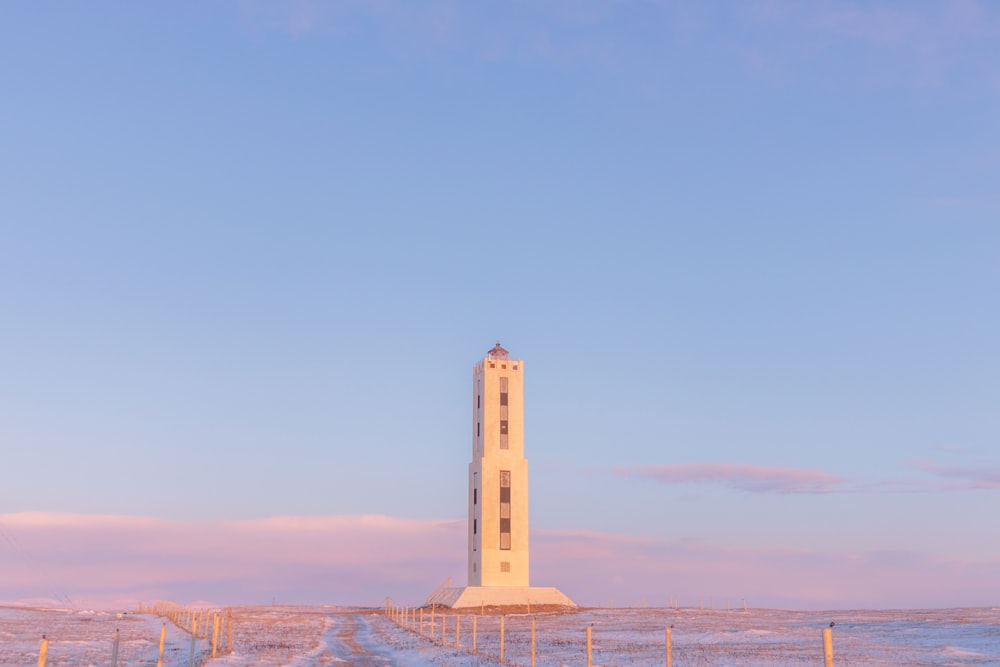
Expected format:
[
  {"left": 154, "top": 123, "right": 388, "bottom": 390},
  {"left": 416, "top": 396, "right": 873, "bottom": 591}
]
[
  {"left": 500, "top": 404, "right": 509, "bottom": 449},
  {"left": 499, "top": 470, "right": 511, "bottom": 550},
  {"left": 499, "top": 377, "right": 509, "bottom": 448}
]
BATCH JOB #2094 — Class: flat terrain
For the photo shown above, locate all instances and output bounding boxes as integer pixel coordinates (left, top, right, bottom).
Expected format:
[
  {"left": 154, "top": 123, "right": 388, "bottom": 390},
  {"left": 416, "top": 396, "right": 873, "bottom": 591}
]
[{"left": 2, "top": 604, "right": 998, "bottom": 665}]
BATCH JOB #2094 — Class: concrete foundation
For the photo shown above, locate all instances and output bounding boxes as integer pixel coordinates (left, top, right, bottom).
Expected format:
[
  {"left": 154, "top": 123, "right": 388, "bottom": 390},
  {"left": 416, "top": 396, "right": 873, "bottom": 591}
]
[{"left": 430, "top": 586, "right": 576, "bottom": 609}]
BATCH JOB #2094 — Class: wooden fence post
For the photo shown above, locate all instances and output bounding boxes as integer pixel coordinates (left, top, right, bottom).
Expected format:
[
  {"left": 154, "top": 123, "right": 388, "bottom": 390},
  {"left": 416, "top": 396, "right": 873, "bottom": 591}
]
[
  {"left": 472, "top": 615, "right": 477, "bottom": 655},
  {"left": 531, "top": 618, "right": 536, "bottom": 667},
  {"left": 456, "top": 614, "right": 461, "bottom": 648},
  {"left": 212, "top": 613, "right": 220, "bottom": 658},
  {"left": 157, "top": 623, "right": 166, "bottom": 667},
  {"left": 420, "top": 608, "right": 425, "bottom": 637},
  {"left": 665, "top": 627, "right": 672, "bottom": 667},
  {"left": 111, "top": 629, "right": 120, "bottom": 667},
  {"left": 500, "top": 615, "right": 505, "bottom": 663},
  {"left": 431, "top": 607, "right": 435, "bottom": 641},
  {"left": 823, "top": 627, "right": 834, "bottom": 667},
  {"left": 188, "top": 633, "right": 196, "bottom": 667},
  {"left": 37, "top": 635, "right": 48, "bottom": 667},
  {"left": 587, "top": 625, "right": 592, "bottom": 667}
]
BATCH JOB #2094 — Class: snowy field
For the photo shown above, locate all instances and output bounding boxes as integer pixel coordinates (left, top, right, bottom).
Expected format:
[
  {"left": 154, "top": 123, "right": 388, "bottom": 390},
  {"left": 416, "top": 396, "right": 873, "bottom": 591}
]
[{"left": 2, "top": 604, "right": 998, "bottom": 665}]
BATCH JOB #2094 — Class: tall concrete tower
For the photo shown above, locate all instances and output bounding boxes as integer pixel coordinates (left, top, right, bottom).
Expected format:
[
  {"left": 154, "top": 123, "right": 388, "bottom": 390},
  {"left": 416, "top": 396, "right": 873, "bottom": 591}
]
[
  {"left": 468, "top": 342, "right": 529, "bottom": 586},
  {"left": 429, "top": 343, "right": 575, "bottom": 609}
]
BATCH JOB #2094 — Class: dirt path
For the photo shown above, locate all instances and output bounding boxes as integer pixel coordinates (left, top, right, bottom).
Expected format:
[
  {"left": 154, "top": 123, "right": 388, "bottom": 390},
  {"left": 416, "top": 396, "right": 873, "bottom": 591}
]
[{"left": 321, "top": 613, "right": 395, "bottom": 667}]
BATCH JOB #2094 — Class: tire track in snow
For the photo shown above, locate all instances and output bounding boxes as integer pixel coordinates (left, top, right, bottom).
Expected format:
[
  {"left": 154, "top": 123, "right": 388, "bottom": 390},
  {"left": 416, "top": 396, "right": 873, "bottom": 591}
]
[{"left": 319, "top": 613, "right": 395, "bottom": 666}]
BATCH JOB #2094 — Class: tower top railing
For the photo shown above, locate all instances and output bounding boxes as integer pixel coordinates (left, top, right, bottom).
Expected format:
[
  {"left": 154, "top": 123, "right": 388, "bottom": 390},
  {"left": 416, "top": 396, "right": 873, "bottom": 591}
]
[{"left": 487, "top": 342, "right": 509, "bottom": 359}]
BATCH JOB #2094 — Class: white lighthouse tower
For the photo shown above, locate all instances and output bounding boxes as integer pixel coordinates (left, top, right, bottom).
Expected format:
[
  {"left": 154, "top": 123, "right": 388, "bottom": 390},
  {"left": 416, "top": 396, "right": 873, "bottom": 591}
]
[{"left": 432, "top": 343, "right": 574, "bottom": 608}]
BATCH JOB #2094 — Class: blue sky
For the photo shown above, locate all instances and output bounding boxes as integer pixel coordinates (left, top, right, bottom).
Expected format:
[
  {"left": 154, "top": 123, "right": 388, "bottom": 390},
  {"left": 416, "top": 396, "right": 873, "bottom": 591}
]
[{"left": 1, "top": 1, "right": 998, "bottom": 608}]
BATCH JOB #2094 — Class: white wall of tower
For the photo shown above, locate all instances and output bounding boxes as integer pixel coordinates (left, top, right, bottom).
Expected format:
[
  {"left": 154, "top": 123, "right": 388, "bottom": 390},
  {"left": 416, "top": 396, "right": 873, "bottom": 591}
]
[{"left": 468, "top": 354, "right": 530, "bottom": 588}]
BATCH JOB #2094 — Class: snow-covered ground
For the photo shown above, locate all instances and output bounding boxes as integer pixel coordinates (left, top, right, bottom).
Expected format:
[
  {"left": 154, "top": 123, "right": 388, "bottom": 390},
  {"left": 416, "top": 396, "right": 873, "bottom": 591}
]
[{"left": 3, "top": 604, "right": 998, "bottom": 665}]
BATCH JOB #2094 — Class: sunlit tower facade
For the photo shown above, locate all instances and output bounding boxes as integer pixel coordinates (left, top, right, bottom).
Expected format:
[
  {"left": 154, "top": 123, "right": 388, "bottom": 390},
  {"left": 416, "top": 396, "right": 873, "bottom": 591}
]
[
  {"left": 428, "top": 342, "right": 573, "bottom": 608},
  {"left": 468, "top": 342, "right": 530, "bottom": 587}
]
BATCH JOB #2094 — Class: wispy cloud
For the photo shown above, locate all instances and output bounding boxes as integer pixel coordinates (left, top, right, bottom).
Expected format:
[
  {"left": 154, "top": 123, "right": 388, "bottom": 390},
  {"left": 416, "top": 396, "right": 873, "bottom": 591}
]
[
  {"left": 758, "top": 0, "right": 1000, "bottom": 88},
  {"left": 914, "top": 462, "right": 1000, "bottom": 490},
  {"left": 615, "top": 463, "right": 845, "bottom": 494},
  {"left": 815, "top": 6, "right": 924, "bottom": 48},
  {"left": 232, "top": 1, "right": 1000, "bottom": 95},
  {"left": 813, "top": 0, "right": 998, "bottom": 48}
]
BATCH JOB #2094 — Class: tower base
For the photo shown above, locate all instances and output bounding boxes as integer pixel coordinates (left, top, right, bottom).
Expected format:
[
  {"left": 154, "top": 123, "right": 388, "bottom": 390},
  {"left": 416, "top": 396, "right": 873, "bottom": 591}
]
[{"left": 429, "top": 586, "right": 576, "bottom": 609}]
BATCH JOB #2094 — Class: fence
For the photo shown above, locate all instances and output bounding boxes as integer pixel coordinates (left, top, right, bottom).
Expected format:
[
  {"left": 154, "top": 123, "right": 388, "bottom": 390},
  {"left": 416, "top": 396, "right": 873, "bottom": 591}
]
[
  {"left": 33, "top": 601, "right": 235, "bottom": 667},
  {"left": 383, "top": 600, "right": 838, "bottom": 666},
  {"left": 145, "top": 601, "right": 235, "bottom": 664}
]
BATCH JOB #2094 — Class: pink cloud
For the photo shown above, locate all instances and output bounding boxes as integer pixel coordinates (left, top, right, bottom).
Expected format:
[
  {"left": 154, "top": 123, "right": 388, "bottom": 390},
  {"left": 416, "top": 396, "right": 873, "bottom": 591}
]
[
  {"left": 531, "top": 528, "right": 1000, "bottom": 610},
  {"left": 2, "top": 512, "right": 997, "bottom": 611},
  {"left": 615, "top": 463, "right": 845, "bottom": 494},
  {"left": 0, "top": 512, "right": 466, "bottom": 609}
]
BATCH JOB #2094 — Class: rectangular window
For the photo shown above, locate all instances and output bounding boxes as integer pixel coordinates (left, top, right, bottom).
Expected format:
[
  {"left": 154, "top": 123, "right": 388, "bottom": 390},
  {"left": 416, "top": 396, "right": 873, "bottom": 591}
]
[
  {"left": 499, "top": 470, "right": 511, "bottom": 550},
  {"left": 474, "top": 519, "right": 477, "bottom": 535},
  {"left": 500, "top": 561, "right": 510, "bottom": 572},
  {"left": 477, "top": 422, "right": 480, "bottom": 436},
  {"left": 499, "top": 377, "right": 509, "bottom": 447},
  {"left": 477, "top": 394, "right": 480, "bottom": 408},
  {"left": 474, "top": 488, "right": 477, "bottom": 504}
]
